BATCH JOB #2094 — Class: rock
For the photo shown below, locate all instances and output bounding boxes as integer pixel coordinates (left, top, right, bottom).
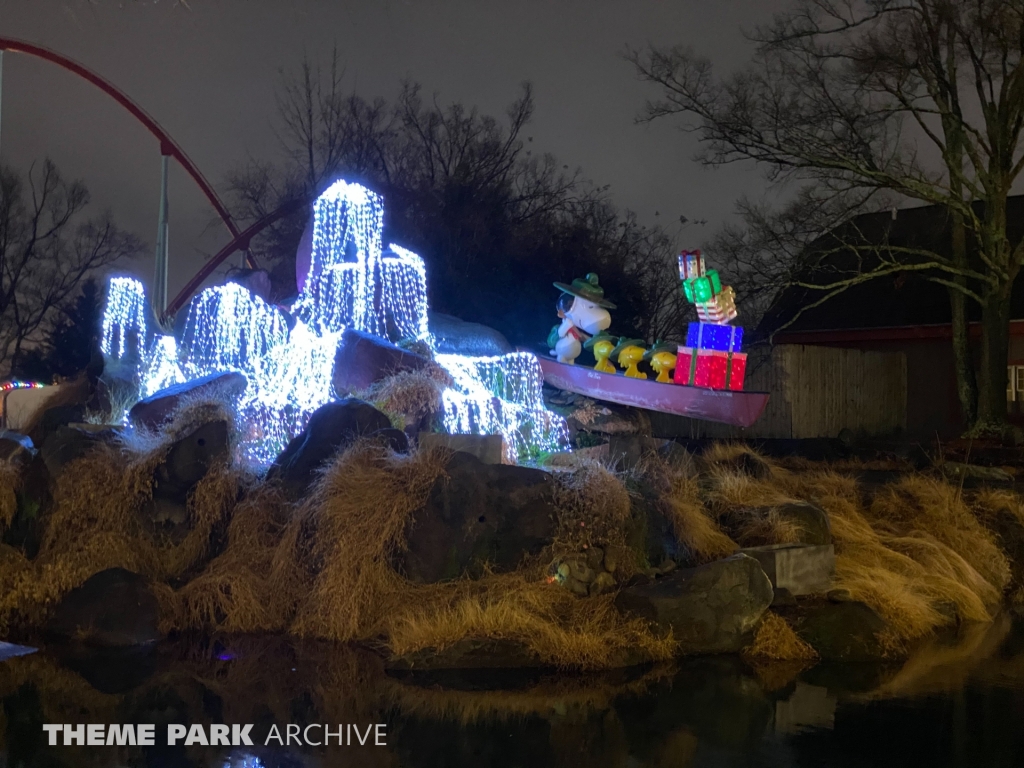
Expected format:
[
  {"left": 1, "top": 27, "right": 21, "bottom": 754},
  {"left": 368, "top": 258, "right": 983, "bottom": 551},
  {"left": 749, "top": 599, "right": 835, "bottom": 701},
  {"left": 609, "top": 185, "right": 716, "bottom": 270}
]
[
  {"left": 428, "top": 312, "right": 513, "bottom": 356},
  {"left": 827, "top": 588, "right": 854, "bottom": 603},
  {"left": 585, "top": 545, "right": 605, "bottom": 572},
  {"left": 46, "top": 568, "right": 161, "bottom": 646},
  {"left": 332, "top": 328, "right": 433, "bottom": 395},
  {"left": 614, "top": 554, "right": 774, "bottom": 654},
  {"left": 772, "top": 587, "right": 797, "bottom": 607},
  {"left": 740, "top": 543, "right": 835, "bottom": 596},
  {"left": 564, "top": 397, "right": 652, "bottom": 437},
  {"left": 0, "top": 430, "right": 36, "bottom": 465},
  {"left": 784, "top": 600, "right": 888, "bottom": 661},
  {"left": 267, "top": 399, "right": 393, "bottom": 499},
  {"left": 590, "top": 571, "right": 616, "bottom": 595},
  {"left": 141, "top": 420, "right": 230, "bottom": 541},
  {"left": 777, "top": 502, "right": 832, "bottom": 545},
  {"left": 567, "top": 559, "right": 597, "bottom": 583},
  {"left": 941, "top": 461, "right": 1013, "bottom": 485},
  {"left": 371, "top": 427, "right": 410, "bottom": 454},
  {"left": 129, "top": 372, "right": 248, "bottom": 431},
  {"left": 40, "top": 425, "right": 119, "bottom": 477},
  {"left": 418, "top": 433, "right": 506, "bottom": 464},
  {"left": 397, "top": 451, "right": 557, "bottom": 582}
]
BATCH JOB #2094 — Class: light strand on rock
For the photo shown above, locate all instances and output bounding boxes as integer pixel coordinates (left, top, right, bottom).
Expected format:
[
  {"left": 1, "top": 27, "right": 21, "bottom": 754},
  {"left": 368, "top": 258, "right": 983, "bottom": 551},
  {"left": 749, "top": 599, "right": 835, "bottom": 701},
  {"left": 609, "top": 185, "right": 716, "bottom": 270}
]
[{"left": 101, "top": 277, "right": 149, "bottom": 361}]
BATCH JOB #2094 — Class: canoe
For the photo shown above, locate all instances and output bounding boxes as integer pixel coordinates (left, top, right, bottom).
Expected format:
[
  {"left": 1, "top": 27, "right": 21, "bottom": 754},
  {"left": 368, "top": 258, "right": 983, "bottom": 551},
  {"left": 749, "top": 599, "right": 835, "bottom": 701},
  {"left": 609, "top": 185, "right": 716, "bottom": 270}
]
[{"left": 536, "top": 356, "right": 769, "bottom": 428}]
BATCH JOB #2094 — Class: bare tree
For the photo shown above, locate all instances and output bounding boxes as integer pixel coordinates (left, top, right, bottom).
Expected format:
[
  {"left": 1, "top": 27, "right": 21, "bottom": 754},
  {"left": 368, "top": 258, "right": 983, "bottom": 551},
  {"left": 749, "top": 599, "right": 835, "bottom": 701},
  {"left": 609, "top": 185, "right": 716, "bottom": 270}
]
[
  {"left": 227, "top": 55, "right": 685, "bottom": 346},
  {"left": 0, "top": 160, "right": 143, "bottom": 375},
  {"left": 629, "top": 0, "right": 1024, "bottom": 431}
]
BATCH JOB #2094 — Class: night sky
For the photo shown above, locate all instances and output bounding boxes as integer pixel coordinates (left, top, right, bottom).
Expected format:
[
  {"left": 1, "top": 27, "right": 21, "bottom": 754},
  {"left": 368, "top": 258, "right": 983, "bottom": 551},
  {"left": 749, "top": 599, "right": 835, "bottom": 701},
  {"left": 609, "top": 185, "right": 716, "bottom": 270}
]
[{"left": 1, "top": 0, "right": 784, "bottom": 300}]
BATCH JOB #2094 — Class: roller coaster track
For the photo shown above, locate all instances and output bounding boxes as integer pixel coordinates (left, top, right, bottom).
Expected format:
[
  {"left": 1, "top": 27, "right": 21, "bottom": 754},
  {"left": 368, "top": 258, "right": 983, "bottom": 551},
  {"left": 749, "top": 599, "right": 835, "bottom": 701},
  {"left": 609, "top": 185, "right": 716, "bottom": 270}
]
[{"left": 0, "top": 38, "right": 303, "bottom": 320}]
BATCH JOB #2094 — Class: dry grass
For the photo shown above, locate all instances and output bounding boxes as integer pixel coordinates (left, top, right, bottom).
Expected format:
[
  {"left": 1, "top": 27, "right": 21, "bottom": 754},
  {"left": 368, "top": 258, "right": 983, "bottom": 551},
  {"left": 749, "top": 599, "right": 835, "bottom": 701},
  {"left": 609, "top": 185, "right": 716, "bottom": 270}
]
[
  {"left": 742, "top": 611, "right": 818, "bottom": 661},
  {"left": 0, "top": 460, "right": 19, "bottom": 534},
  {"left": 550, "top": 459, "right": 641, "bottom": 576},
  {"left": 658, "top": 467, "right": 737, "bottom": 564},
  {"left": 360, "top": 367, "right": 450, "bottom": 429},
  {"left": 780, "top": 470, "right": 1008, "bottom": 645},
  {"left": 0, "top": 397, "right": 249, "bottom": 637}
]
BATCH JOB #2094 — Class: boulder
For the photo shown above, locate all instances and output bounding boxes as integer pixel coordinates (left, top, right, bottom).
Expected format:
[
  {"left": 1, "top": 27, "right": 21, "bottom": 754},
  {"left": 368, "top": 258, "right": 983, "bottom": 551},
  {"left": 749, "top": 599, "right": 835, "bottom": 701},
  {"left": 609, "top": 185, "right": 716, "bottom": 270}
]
[
  {"left": 371, "top": 427, "right": 411, "bottom": 455},
  {"left": 332, "top": 328, "right": 433, "bottom": 395},
  {"left": 614, "top": 554, "right": 773, "bottom": 654},
  {"left": 783, "top": 600, "right": 888, "bottom": 661},
  {"left": 941, "top": 461, "right": 1014, "bottom": 485},
  {"left": 46, "top": 568, "right": 161, "bottom": 646},
  {"left": 0, "top": 430, "right": 36, "bottom": 465},
  {"left": 417, "top": 433, "right": 506, "bottom": 464},
  {"left": 141, "top": 420, "right": 231, "bottom": 541},
  {"left": 427, "top": 312, "right": 513, "bottom": 356},
  {"left": 40, "top": 424, "right": 120, "bottom": 477},
  {"left": 741, "top": 543, "right": 835, "bottom": 596},
  {"left": 397, "top": 451, "right": 557, "bottom": 582},
  {"left": 267, "top": 399, "right": 393, "bottom": 499},
  {"left": 564, "top": 397, "right": 652, "bottom": 437},
  {"left": 129, "top": 372, "right": 247, "bottom": 431}
]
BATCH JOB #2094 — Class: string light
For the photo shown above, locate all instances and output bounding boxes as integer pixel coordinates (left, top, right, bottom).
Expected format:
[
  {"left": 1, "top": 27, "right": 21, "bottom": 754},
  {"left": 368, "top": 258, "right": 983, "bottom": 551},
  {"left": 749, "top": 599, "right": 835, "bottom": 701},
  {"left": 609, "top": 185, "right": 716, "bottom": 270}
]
[
  {"left": 382, "top": 244, "right": 430, "bottom": 341},
  {"left": 101, "top": 179, "right": 569, "bottom": 469},
  {"left": 142, "top": 335, "right": 186, "bottom": 398},
  {"left": 1, "top": 381, "right": 46, "bottom": 391},
  {"left": 101, "top": 277, "right": 148, "bottom": 360},
  {"left": 180, "top": 283, "right": 290, "bottom": 381}
]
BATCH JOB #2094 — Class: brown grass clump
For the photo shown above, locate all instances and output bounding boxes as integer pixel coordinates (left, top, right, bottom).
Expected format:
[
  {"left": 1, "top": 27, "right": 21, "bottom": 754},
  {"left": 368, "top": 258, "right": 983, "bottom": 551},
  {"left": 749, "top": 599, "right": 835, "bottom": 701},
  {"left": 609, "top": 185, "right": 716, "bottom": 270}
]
[
  {"left": 0, "top": 398, "right": 250, "bottom": 636},
  {"left": 742, "top": 612, "right": 818, "bottom": 661},
  {"left": 781, "top": 470, "right": 1008, "bottom": 644},
  {"left": 361, "top": 368, "right": 449, "bottom": 429},
  {"left": 870, "top": 476, "right": 1010, "bottom": 594},
  {"left": 659, "top": 467, "right": 737, "bottom": 564},
  {"left": 0, "top": 460, "right": 19, "bottom": 534},
  {"left": 551, "top": 460, "right": 641, "bottom": 576}
]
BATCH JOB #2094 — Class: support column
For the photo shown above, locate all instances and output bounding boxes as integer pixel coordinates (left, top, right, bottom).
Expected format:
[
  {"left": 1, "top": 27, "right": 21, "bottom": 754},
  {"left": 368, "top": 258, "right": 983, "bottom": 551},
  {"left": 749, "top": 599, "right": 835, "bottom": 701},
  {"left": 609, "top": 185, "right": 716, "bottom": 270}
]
[
  {"left": 153, "top": 152, "right": 170, "bottom": 322},
  {"left": 0, "top": 50, "right": 5, "bottom": 161}
]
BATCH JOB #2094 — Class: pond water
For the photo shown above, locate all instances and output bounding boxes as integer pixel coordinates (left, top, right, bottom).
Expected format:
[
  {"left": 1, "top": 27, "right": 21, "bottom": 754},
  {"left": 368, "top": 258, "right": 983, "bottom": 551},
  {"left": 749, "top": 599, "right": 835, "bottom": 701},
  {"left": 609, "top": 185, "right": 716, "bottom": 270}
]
[{"left": 2, "top": 617, "right": 1024, "bottom": 767}]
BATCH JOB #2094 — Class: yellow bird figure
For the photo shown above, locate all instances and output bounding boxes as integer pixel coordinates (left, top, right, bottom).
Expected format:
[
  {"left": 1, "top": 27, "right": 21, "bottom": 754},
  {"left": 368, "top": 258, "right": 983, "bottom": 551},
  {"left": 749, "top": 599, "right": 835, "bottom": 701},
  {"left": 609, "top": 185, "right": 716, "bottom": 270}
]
[
  {"left": 644, "top": 341, "right": 680, "bottom": 383},
  {"left": 611, "top": 337, "right": 648, "bottom": 379},
  {"left": 584, "top": 330, "right": 617, "bottom": 374}
]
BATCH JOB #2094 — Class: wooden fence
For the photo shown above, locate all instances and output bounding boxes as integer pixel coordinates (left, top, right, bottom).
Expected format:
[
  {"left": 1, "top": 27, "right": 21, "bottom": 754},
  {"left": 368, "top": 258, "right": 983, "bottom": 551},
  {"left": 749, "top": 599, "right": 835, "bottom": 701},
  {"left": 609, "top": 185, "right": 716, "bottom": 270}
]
[{"left": 650, "top": 344, "right": 907, "bottom": 439}]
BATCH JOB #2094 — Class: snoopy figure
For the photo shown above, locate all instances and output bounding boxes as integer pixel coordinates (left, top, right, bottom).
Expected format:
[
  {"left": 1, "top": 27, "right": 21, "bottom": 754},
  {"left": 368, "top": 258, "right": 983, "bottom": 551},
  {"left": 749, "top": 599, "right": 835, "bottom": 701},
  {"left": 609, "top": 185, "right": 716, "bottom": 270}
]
[{"left": 547, "top": 273, "right": 615, "bottom": 364}]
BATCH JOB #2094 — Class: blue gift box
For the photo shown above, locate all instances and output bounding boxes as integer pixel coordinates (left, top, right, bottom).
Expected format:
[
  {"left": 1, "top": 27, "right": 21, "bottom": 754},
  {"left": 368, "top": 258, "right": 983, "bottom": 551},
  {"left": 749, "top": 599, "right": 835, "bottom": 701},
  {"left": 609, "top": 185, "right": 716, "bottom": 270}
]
[{"left": 686, "top": 322, "right": 744, "bottom": 352}]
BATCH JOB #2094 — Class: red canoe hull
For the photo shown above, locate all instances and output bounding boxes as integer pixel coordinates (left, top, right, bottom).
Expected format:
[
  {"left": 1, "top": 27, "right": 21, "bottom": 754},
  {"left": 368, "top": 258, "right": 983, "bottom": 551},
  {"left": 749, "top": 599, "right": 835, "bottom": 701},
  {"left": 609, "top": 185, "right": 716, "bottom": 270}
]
[{"left": 537, "top": 356, "right": 769, "bottom": 428}]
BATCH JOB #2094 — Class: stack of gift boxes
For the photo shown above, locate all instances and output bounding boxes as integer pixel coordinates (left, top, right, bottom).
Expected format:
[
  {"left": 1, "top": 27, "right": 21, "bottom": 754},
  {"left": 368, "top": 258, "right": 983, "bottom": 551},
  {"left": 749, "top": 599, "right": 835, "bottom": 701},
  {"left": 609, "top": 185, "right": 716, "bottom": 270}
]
[{"left": 674, "top": 250, "right": 747, "bottom": 391}]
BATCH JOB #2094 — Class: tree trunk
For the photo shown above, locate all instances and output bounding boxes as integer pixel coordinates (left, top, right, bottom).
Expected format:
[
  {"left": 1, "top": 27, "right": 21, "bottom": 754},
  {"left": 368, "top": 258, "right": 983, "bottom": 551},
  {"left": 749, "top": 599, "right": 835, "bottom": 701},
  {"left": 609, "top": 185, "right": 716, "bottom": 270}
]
[
  {"left": 947, "top": 207, "right": 977, "bottom": 426},
  {"left": 975, "top": 291, "right": 1011, "bottom": 428}
]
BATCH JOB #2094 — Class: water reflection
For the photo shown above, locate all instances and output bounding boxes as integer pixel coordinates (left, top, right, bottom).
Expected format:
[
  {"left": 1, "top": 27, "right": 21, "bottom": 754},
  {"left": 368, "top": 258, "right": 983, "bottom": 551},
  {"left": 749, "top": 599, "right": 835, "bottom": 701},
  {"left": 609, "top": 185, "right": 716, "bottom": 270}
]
[{"left": 2, "top": 617, "right": 1023, "bottom": 767}]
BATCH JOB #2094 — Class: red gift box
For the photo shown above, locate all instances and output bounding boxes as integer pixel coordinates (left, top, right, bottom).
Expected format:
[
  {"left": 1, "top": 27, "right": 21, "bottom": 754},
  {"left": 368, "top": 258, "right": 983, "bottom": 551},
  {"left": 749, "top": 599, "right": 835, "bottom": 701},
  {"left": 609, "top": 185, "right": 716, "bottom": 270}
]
[
  {"left": 675, "top": 348, "right": 747, "bottom": 390},
  {"left": 727, "top": 352, "right": 747, "bottom": 391},
  {"left": 674, "top": 347, "right": 696, "bottom": 385},
  {"left": 695, "top": 349, "right": 728, "bottom": 388}
]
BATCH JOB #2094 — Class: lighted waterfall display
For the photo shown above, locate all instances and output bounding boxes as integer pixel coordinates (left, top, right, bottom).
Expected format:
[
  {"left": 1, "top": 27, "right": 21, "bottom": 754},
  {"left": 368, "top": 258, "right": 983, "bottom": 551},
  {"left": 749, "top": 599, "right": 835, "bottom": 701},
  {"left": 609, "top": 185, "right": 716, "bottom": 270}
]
[{"left": 100, "top": 180, "right": 569, "bottom": 467}]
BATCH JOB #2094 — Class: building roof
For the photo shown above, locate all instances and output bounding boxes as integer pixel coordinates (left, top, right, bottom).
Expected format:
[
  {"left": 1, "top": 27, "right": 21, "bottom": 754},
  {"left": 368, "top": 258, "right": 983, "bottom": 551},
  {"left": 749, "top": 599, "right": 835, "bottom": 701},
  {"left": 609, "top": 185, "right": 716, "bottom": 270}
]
[{"left": 757, "top": 196, "right": 1024, "bottom": 340}]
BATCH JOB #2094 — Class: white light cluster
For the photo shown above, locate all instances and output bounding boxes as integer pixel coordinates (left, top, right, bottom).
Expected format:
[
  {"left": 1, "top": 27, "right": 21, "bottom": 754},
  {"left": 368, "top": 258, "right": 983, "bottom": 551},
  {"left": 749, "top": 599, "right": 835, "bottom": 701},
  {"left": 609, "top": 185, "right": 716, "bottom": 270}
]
[
  {"left": 142, "top": 335, "right": 186, "bottom": 397},
  {"left": 382, "top": 244, "right": 430, "bottom": 341},
  {"left": 100, "top": 277, "right": 148, "bottom": 360},
  {"left": 294, "top": 180, "right": 386, "bottom": 336},
  {"left": 435, "top": 352, "right": 569, "bottom": 461},
  {"left": 101, "top": 179, "right": 569, "bottom": 468},
  {"left": 180, "top": 283, "right": 290, "bottom": 381}
]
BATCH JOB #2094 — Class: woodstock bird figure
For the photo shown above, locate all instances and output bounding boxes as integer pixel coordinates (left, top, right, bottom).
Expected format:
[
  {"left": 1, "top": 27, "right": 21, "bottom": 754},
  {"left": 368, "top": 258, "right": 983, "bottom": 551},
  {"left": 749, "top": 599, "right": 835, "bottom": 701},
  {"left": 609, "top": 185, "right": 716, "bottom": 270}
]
[
  {"left": 611, "top": 337, "right": 648, "bottom": 379},
  {"left": 584, "top": 330, "right": 618, "bottom": 374},
  {"left": 548, "top": 273, "right": 615, "bottom": 364}
]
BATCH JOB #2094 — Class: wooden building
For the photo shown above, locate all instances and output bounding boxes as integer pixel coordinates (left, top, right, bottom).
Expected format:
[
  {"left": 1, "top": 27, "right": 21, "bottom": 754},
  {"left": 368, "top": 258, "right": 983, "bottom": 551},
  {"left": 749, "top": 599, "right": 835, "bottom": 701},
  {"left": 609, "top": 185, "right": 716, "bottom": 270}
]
[{"left": 666, "top": 197, "right": 1024, "bottom": 439}]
